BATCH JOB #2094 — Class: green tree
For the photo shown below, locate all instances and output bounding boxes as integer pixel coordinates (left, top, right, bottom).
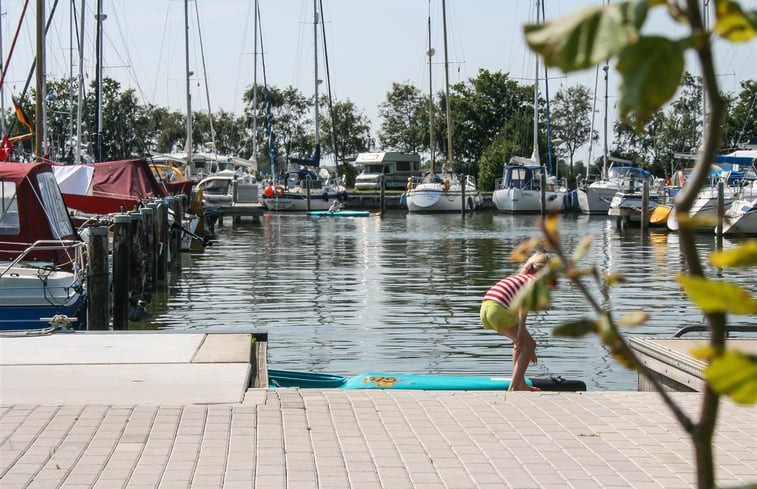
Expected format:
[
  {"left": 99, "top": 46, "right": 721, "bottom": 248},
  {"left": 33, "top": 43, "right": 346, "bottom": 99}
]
[
  {"left": 446, "top": 69, "right": 534, "bottom": 178},
  {"left": 243, "top": 84, "right": 311, "bottom": 169},
  {"left": 550, "top": 84, "right": 597, "bottom": 186},
  {"left": 721, "top": 79, "right": 757, "bottom": 149},
  {"left": 525, "top": 2, "right": 757, "bottom": 488},
  {"left": 319, "top": 97, "right": 373, "bottom": 186},
  {"left": 377, "top": 82, "right": 428, "bottom": 154}
]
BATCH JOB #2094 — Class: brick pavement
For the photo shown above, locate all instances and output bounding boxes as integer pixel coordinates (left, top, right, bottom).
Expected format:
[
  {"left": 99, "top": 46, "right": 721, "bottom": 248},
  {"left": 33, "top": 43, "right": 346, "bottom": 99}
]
[{"left": 1, "top": 390, "right": 755, "bottom": 489}]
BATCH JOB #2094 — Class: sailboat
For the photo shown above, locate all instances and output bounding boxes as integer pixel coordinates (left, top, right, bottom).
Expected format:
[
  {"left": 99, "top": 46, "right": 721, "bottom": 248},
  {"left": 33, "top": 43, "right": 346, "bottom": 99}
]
[
  {"left": 259, "top": 0, "right": 347, "bottom": 212},
  {"left": 404, "top": 0, "right": 482, "bottom": 214},
  {"left": 492, "top": 0, "right": 565, "bottom": 214}
]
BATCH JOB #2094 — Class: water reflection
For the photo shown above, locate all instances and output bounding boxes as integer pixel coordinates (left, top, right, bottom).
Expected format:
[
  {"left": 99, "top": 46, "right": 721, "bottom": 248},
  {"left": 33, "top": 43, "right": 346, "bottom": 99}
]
[{"left": 142, "top": 210, "right": 756, "bottom": 390}]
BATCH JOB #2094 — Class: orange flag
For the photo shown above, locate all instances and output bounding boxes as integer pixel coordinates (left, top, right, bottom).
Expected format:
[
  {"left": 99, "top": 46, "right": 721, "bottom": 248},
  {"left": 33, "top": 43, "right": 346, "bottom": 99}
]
[{"left": 12, "top": 99, "right": 34, "bottom": 133}]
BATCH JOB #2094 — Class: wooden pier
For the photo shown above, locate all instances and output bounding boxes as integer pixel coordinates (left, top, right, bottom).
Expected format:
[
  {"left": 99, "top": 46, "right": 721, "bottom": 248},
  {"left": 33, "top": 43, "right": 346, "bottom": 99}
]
[{"left": 629, "top": 337, "right": 757, "bottom": 392}]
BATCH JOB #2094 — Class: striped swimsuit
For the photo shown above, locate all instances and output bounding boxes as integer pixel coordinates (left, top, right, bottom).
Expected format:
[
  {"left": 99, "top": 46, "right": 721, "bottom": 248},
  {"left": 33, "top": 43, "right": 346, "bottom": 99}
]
[{"left": 483, "top": 273, "right": 535, "bottom": 309}]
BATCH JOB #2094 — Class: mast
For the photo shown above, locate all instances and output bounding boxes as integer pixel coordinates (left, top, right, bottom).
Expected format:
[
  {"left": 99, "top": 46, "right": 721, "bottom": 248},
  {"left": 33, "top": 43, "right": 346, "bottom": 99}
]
[
  {"left": 252, "top": 0, "right": 259, "bottom": 167},
  {"left": 75, "top": 0, "right": 86, "bottom": 163},
  {"left": 0, "top": 0, "right": 5, "bottom": 136},
  {"left": 441, "top": 0, "right": 452, "bottom": 171},
  {"left": 35, "top": 0, "right": 45, "bottom": 160},
  {"left": 94, "top": 0, "right": 105, "bottom": 161},
  {"left": 530, "top": 0, "right": 540, "bottom": 164},
  {"left": 427, "top": 2, "right": 435, "bottom": 175},
  {"left": 184, "top": 0, "right": 193, "bottom": 174},
  {"left": 602, "top": 64, "right": 609, "bottom": 180},
  {"left": 313, "top": 0, "right": 320, "bottom": 155}
]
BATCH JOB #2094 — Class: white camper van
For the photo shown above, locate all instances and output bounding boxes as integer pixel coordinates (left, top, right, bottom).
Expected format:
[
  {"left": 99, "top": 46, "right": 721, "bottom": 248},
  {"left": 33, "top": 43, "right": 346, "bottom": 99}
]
[{"left": 354, "top": 152, "right": 421, "bottom": 190}]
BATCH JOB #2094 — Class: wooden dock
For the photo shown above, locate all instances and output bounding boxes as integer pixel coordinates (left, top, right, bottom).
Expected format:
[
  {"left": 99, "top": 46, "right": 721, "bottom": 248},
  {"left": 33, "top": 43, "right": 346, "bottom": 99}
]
[{"left": 629, "top": 337, "right": 757, "bottom": 392}]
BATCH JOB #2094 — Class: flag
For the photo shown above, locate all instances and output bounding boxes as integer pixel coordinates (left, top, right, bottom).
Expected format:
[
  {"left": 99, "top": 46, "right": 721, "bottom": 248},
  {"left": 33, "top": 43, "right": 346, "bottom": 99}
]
[
  {"left": 0, "top": 136, "right": 12, "bottom": 161},
  {"left": 12, "top": 99, "right": 34, "bottom": 133}
]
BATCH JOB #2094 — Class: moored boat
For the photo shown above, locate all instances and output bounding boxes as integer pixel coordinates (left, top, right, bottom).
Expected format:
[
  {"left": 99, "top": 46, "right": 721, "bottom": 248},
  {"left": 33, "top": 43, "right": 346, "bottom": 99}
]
[{"left": 1, "top": 162, "right": 87, "bottom": 331}]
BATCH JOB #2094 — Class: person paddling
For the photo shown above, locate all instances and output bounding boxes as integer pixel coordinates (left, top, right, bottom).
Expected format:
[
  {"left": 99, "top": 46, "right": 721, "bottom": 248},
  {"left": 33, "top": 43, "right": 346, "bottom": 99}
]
[{"left": 480, "top": 252, "right": 550, "bottom": 391}]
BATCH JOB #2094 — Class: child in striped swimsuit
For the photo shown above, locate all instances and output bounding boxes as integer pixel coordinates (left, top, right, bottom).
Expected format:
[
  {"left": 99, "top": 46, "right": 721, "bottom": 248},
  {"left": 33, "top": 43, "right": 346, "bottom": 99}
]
[{"left": 480, "top": 253, "right": 549, "bottom": 391}]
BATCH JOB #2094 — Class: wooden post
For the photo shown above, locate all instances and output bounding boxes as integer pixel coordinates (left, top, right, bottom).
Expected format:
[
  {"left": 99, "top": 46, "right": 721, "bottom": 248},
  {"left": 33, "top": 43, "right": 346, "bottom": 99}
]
[
  {"left": 716, "top": 181, "right": 724, "bottom": 251},
  {"left": 86, "top": 226, "right": 109, "bottom": 330},
  {"left": 176, "top": 195, "right": 186, "bottom": 252},
  {"left": 156, "top": 200, "right": 168, "bottom": 280},
  {"left": 379, "top": 174, "right": 386, "bottom": 216},
  {"left": 461, "top": 173, "right": 466, "bottom": 216},
  {"left": 540, "top": 173, "right": 546, "bottom": 218},
  {"left": 140, "top": 206, "right": 156, "bottom": 294},
  {"left": 112, "top": 214, "right": 130, "bottom": 330},
  {"left": 166, "top": 197, "right": 179, "bottom": 264},
  {"left": 306, "top": 177, "right": 312, "bottom": 211},
  {"left": 641, "top": 180, "right": 650, "bottom": 232},
  {"left": 129, "top": 212, "right": 145, "bottom": 307}
]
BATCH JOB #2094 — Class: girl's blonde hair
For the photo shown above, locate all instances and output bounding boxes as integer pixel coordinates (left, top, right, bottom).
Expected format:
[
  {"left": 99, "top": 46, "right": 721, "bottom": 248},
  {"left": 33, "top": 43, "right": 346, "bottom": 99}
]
[{"left": 518, "top": 252, "right": 549, "bottom": 275}]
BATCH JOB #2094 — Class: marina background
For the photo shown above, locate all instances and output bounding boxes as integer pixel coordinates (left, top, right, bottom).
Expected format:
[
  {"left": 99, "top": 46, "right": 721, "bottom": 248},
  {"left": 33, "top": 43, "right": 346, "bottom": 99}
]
[{"left": 132, "top": 210, "right": 757, "bottom": 391}]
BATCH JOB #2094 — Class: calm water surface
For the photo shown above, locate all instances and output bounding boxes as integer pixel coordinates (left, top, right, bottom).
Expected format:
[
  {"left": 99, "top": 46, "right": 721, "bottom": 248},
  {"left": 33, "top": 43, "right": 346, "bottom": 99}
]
[{"left": 141, "top": 210, "right": 757, "bottom": 390}]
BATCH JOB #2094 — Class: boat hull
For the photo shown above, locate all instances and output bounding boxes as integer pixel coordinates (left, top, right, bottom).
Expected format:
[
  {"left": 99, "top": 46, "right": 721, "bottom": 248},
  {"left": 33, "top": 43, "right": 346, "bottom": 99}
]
[
  {"left": 405, "top": 187, "right": 482, "bottom": 213},
  {"left": 577, "top": 185, "right": 616, "bottom": 214},
  {"left": 0, "top": 266, "right": 86, "bottom": 331},
  {"left": 492, "top": 188, "right": 564, "bottom": 213}
]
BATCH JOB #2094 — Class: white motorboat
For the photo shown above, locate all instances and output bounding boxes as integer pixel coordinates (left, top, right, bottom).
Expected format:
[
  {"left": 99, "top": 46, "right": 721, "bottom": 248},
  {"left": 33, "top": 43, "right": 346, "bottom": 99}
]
[
  {"left": 721, "top": 197, "right": 757, "bottom": 236},
  {"left": 405, "top": 172, "right": 482, "bottom": 213},
  {"left": 492, "top": 163, "right": 565, "bottom": 213}
]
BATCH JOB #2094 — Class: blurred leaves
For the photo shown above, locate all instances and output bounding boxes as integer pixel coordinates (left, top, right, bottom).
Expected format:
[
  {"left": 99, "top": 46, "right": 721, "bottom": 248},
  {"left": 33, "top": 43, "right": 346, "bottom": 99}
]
[
  {"left": 709, "top": 240, "right": 757, "bottom": 268},
  {"left": 714, "top": 0, "right": 757, "bottom": 41},
  {"left": 677, "top": 274, "right": 757, "bottom": 314}
]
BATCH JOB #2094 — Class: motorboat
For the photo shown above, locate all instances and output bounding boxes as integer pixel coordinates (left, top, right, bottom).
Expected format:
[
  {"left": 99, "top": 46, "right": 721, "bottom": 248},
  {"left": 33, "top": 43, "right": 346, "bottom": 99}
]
[
  {"left": 404, "top": 171, "right": 482, "bottom": 213},
  {"left": 197, "top": 169, "right": 260, "bottom": 209},
  {"left": 1, "top": 162, "right": 87, "bottom": 331},
  {"left": 721, "top": 197, "right": 757, "bottom": 236},
  {"left": 260, "top": 167, "right": 347, "bottom": 212},
  {"left": 492, "top": 163, "right": 565, "bottom": 213},
  {"left": 577, "top": 165, "right": 653, "bottom": 215}
]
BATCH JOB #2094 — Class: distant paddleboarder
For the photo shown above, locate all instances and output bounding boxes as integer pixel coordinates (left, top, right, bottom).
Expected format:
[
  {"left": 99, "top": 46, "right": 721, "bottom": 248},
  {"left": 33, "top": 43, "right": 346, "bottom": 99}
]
[{"left": 480, "top": 253, "right": 550, "bottom": 391}]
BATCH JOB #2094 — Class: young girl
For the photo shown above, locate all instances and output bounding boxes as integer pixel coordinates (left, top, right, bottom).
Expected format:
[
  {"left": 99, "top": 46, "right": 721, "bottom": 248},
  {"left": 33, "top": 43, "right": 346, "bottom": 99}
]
[{"left": 480, "top": 253, "right": 550, "bottom": 391}]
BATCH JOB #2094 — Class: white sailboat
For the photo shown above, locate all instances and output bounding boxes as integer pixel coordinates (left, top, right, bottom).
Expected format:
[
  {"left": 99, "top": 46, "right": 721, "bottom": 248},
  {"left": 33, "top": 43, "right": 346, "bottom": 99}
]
[
  {"left": 259, "top": 0, "right": 347, "bottom": 212},
  {"left": 404, "top": 0, "right": 482, "bottom": 214},
  {"left": 492, "top": 0, "right": 565, "bottom": 214}
]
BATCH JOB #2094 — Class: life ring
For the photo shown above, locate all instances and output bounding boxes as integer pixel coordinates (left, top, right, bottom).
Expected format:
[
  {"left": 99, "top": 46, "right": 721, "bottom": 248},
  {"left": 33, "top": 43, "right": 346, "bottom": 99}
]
[
  {"left": 263, "top": 185, "right": 275, "bottom": 197},
  {"left": 275, "top": 185, "right": 286, "bottom": 197}
]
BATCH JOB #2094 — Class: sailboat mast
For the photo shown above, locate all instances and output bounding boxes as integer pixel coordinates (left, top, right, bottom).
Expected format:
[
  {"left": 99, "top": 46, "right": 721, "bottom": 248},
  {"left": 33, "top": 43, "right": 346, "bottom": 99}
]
[
  {"left": 35, "top": 0, "right": 45, "bottom": 160},
  {"left": 184, "top": 0, "right": 193, "bottom": 174},
  {"left": 441, "top": 0, "right": 452, "bottom": 170},
  {"left": 313, "top": 0, "right": 320, "bottom": 150},
  {"left": 530, "top": 0, "right": 540, "bottom": 164},
  {"left": 94, "top": 0, "right": 105, "bottom": 161},
  {"left": 602, "top": 64, "right": 609, "bottom": 180},
  {"left": 75, "top": 0, "right": 85, "bottom": 163},
  {"left": 252, "top": 0, "right": 259, "bottom": 165},
  {"left": 427, "top": 3, "right": 435, "bottom": 175}
]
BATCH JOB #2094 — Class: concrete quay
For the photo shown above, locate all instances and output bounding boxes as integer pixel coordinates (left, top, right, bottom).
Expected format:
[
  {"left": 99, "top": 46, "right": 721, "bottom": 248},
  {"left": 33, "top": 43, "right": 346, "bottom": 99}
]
[{"left": 1, "top": 332, "right": 755, "bottom": 489}]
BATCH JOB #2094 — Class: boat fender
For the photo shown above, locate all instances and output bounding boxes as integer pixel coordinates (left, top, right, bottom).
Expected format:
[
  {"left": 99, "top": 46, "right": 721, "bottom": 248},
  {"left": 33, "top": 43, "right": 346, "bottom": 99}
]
[
  {"left": 467, "top": 196, "right": 474, "bottom": 210},
  {"left": 406, "top": 177, "right": 413, "bottom": 190},
  {"left": 263, "top": 185, "right": 275, "bottom": 197},
  {"left": 443, "top": 178, "right": 450, "bottom": 192},
  {"left": 322, "top": 192, "right": 329, "bottom": 201}
]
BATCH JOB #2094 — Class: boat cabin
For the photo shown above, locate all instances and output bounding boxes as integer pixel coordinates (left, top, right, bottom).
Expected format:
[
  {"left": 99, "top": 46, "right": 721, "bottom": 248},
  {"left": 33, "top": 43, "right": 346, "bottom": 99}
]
[{"left": 354, "top": 152, "right": 421, "bottom": 190}]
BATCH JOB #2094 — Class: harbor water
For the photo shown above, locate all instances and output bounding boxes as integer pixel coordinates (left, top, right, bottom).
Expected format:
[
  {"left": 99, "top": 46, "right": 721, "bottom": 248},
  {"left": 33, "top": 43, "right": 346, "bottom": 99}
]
[{"left": 138, "top": 210, "right": 757, "bottom": 390}]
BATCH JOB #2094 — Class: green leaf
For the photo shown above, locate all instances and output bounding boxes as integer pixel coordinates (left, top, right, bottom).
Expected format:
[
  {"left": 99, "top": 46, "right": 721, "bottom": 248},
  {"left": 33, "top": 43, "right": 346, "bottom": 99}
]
[
  {"left": 709, "top": 240, "right": 757, "bottom": 268},
  {"left": 617, "top": 36, "right": 686, "bottom": 130},
  {"left": 616, "top": 311, "right": 649, "bottom": 327},
  {"left": 524, "top": 2, "right": 647, "bottom": 72},
  {"left": 553, "top": 318, "right": 599, "bottom": 337},
  {"left": 677, "top": 274, "right": 757, "bottom": 315},
  {"left": 511, "top": 273, "right": 552, "bottom": 313},
  {"left": 572, "top": 235, "right": 594, "bottom": 262},
  {"left": 704, "top": 349, "right": 757, "bottom": 404},
  {"left": 715, "top": 0, "right": 757, "bottom": 42}
]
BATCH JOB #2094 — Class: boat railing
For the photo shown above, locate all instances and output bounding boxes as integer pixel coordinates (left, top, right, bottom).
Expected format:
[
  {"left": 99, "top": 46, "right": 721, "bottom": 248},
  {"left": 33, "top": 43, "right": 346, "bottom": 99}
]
[{"left": 0, "top": 240, "right": 86, "bottom": 278}]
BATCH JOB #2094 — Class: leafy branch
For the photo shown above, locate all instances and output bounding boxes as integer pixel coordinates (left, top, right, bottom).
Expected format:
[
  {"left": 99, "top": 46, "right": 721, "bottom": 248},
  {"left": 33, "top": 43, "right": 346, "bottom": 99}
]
[{"left": 521, "top": 2, "right": 757, "bottom": 488}]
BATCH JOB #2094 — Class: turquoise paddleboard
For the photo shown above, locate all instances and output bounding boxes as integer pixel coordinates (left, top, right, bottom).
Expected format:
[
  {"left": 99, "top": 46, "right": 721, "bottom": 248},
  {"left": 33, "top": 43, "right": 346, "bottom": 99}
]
[
  {"left": 268, "top": 370, "right": 586, "bottom": 391},
  {"left": 308, "top": 210, "right": 371, "bottom": 217}
]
